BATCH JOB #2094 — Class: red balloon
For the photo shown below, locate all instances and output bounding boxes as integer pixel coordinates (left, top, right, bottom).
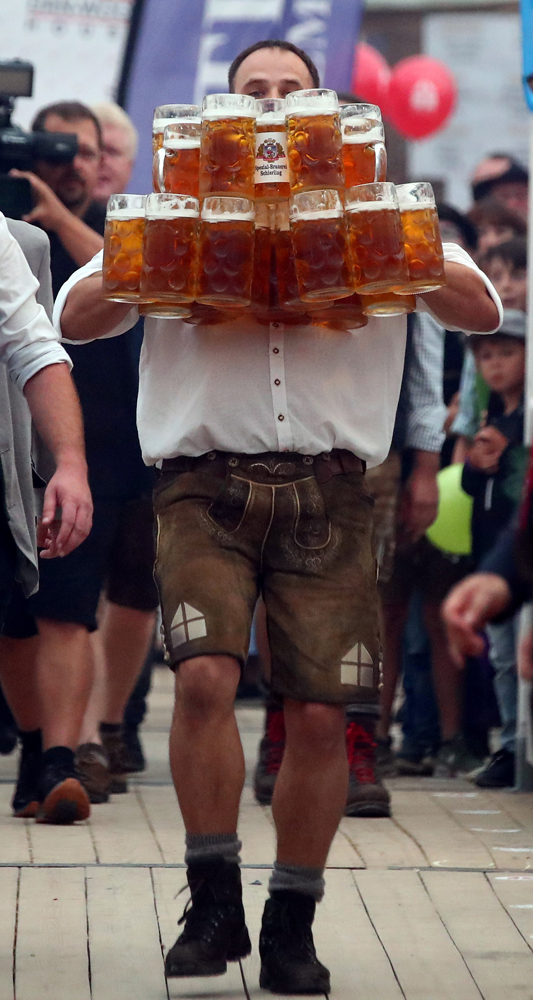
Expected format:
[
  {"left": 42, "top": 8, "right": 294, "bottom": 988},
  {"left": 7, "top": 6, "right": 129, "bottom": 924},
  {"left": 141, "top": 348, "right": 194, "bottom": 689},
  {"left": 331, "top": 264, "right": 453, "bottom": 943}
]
[
  {"left": 386, "top": 56, "right": 457, "bottom": 140},
  {"left": 351, "top": 43, "right": 391, "bottom": 108}
]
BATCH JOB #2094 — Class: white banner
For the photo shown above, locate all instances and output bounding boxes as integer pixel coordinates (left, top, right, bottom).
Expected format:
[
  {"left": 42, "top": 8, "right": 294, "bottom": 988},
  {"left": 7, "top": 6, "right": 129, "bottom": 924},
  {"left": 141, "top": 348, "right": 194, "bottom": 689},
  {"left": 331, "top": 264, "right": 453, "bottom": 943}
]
[{"left": 0, "top": 0, "right": 133, "bottom": 130}]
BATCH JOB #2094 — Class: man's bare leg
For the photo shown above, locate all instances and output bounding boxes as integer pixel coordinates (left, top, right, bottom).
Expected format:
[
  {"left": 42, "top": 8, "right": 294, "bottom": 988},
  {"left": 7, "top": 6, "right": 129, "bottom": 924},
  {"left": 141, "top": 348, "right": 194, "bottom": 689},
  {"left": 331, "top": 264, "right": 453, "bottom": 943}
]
[
  {"left": 36, "top": 620, "right": 93, "bottom": 750},
  {"left": 375, "top": 600, "right": 410, "bottom": 742},
  {"left": 0, "top": 636, "right": 41, "bottom": 731},
  {"left": 100, "top": 602, "right": 156, "bottom": 724},
  {"left": 78, "top": 630, "right": 106, "bottom": 745}
]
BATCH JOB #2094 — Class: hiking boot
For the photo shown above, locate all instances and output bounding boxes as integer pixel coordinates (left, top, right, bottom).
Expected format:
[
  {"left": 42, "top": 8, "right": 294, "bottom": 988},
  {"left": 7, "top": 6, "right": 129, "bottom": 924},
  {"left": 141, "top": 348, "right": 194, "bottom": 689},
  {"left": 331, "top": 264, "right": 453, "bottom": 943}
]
[
  {"left": 122, "top": 726, "right": 146, "bottom": 773},
  {"left": 76, "top": 743, "right": 110, "bottom": 804},
  {"left": 164, "top": 858, "right": 251, "bottom": 978},
  {"left": 395, "top": 750, "right": 435, "bottom": 777},
  {"left": 435, "top": 735, "right": 486, "bottom": 778},
  {"left": 37, "top": 761, "right": 91, "bottom": 824},
  {"left": 12, "top": 745, "right": 41, "bottom": 818},
  {"left": 344, "top": 721, "right": 391, "bottom": 818},
  {"left": 475, "top": 747, "right": 515, "bottom": 788},
  {"left": 253, "top": 708, "right": 285, "bottom": 806},
  {"left": 99, "top": 726, "right": 130, "bottom": 793},
  {"left": 376, "top": 735, "right": 397, "bottom": 777},
  {"left": 259, "top": 890, "right": 330, "bottom": 995}
]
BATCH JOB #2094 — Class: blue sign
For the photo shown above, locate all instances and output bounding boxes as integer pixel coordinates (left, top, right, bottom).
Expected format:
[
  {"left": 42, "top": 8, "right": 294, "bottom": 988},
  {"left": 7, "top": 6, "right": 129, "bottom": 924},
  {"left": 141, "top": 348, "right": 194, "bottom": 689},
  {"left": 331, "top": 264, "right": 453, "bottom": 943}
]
[
  {"left": 120, "top": 0, "right": 363, "bottom": 193},
  {"left": 521, "top": 0, "right": 533, "bottom": 110}
]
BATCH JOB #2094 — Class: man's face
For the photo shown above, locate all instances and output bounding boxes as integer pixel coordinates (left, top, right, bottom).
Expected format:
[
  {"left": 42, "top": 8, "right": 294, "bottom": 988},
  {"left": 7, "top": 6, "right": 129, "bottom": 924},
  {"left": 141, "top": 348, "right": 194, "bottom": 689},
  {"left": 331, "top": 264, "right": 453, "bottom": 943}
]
[
  {"left": 93, "top": 123, "right": 135, "bottom": 203},
  {"left": 484, "top": 256, "right": 527, "bottom": 311},
  {"left": 33, "top": 112, "right": 101, "bottom": 211},
  {"left": 491, "top": 180, "right": 529, "bottom": 221},
  {"left": 233, "top": 47, "right": 314, "bottom": 99}
]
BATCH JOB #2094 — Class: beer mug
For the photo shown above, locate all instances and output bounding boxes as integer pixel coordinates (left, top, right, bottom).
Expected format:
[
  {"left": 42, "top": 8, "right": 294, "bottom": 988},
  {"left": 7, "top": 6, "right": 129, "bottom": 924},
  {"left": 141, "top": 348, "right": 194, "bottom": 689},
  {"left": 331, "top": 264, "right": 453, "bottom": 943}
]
[
  {"left": 139, "top": 193, "right": 199, "bottom": 318},
  {"left": 255, "top": 98, "right": 290, "bottom": 203},
  {"left": 340, "top": 104, "right": 386, "bottom": 188},
  {"left": 152, "top": 105, "right": 200, "bottom": 191},
  {"left": 251, "top": 203, "right": 274, "bottom": 319},
  {"left": 285, "top": 89, "right": 343, "bottom": 194},
  {"left": 360, "top": 291, "right": 416, "bottom": 317},
  {"left": 102, "top": 193, "right": 146, "bottom": 303},
  {"left": 312, "top": 292, "right": 368, "bottom": 331},
  {"left": 289, "top": 189, "right": 355, "bottom": 303},
  {"left": 158, "top": 119, "right": 201, "bottom": 197},
  {"left": 199, "top": 94, "right": 256, "bottom": 200},
  {"left": 197, "top": 196, "right": 255, "bottom": 308},
  {"left": 395, "top": 182, "right": 445, "bottom": 294},
  {"left": 345, "top": 183, "right": 409, "bottom": 294}
]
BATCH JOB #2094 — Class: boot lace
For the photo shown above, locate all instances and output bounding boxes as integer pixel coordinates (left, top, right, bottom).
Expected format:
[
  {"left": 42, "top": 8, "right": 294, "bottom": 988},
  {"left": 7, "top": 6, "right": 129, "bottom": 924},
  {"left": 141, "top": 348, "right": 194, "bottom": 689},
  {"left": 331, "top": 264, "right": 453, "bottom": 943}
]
[
  {"left": 346, "top": 722, "right": 377, "bottom": 786},
  {"left": 265, "top": 710, "right": 286, "bottom": 774}
]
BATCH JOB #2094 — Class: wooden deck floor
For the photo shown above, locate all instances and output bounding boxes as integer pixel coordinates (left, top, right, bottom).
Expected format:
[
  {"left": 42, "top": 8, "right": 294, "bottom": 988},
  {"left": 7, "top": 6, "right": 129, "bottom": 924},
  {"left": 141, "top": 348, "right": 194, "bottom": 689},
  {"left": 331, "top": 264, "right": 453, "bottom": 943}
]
[{"left": 1, "top": 667, "right": 533, "bottom": 998}]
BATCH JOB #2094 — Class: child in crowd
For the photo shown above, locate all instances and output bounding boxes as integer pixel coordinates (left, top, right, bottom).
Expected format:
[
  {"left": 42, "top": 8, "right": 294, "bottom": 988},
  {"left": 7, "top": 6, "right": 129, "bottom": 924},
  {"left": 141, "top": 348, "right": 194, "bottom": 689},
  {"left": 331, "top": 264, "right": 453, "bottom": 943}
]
[{"left": 461, "top": 310, "right": 528, "bottom": 787}]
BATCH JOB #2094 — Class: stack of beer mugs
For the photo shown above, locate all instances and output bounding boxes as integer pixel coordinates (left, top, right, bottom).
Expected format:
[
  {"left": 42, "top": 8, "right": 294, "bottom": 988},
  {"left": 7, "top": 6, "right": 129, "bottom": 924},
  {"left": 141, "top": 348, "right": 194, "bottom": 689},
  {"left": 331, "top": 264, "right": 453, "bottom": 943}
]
[{"left": 102, "top": 89, "right": 446, "bottom": 327}]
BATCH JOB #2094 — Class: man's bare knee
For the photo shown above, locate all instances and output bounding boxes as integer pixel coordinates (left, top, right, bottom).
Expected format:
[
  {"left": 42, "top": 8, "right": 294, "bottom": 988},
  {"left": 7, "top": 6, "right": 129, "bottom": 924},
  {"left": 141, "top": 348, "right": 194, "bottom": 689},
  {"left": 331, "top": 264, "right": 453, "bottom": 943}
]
[
  {"left": 175, "top": 654, "right": 240, "bottom": 719},
  {"left": 284, "top": 700, "right": 346, "bottom": 755}
]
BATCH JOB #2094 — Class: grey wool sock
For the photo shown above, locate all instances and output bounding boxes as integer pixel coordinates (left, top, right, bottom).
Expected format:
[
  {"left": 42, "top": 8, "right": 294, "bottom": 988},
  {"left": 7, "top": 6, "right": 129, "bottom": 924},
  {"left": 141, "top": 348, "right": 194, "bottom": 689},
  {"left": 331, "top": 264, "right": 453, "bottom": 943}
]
[
  {"left": 185, "top": 832, "right": 242, "bottom": 866},
  {"left": 268, "top": 861, "right": 325, "bottom": 902}
]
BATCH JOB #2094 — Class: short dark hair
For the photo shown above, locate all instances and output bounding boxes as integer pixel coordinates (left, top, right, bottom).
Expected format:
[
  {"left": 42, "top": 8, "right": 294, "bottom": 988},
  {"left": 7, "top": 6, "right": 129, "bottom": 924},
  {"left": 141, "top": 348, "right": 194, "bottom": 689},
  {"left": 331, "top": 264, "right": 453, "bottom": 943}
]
[
  {"left": 32, "top": 101, "right": 102, "bottom": 148},
  {"left": 470, "top": 331, "right": 526, "bottom": 353},
  {"left": 228, "top": 39, "right": 320, "bottom": 92},
  {"left": 468, "top": 197, "right": 527, "bottom": 237},
  {"left": 479, "top": 236, "right": 527, "bottom": 273},
  {"left": 437, "top": 203, "right": 478, "bottom": 251}
]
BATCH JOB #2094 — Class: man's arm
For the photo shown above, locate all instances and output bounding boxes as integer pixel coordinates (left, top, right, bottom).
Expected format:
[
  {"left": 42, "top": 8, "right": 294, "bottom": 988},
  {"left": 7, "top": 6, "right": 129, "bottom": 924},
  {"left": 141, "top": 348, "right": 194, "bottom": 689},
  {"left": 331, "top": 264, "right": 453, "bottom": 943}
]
[
  {"left": 23, "top": 362, "right": 92, "bottom": 557},
  {"left": 420, "top": 261, "right": 500, "bottom": 333},
  {"left": 60, "top": 272, "right": 133, "bottom": 341},
  {"left": 10, "top": 169, "right": 103, "bottom": 267}
]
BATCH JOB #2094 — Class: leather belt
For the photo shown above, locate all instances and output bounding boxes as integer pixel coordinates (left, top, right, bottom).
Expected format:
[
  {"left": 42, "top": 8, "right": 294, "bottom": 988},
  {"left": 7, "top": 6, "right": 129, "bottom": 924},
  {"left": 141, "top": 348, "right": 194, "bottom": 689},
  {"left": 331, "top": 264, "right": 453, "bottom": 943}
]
[{"left": 161, "top": 449, "right": 365, "bottom": 484}]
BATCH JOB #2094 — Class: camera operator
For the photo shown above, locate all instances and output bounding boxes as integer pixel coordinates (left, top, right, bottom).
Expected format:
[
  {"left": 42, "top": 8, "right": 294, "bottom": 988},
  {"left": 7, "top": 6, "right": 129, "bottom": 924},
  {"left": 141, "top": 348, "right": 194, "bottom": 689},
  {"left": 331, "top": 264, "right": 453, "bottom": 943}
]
[{"left": 10, "top": 101, "right": 104, "bottom": 297}]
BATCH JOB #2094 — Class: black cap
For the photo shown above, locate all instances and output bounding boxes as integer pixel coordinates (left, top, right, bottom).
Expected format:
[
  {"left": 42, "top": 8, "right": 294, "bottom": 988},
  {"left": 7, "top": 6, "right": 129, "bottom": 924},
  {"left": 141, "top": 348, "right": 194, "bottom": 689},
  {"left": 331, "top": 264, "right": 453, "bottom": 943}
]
[{"left": 472, "top": 160, "right": 528, "bottom": 202}]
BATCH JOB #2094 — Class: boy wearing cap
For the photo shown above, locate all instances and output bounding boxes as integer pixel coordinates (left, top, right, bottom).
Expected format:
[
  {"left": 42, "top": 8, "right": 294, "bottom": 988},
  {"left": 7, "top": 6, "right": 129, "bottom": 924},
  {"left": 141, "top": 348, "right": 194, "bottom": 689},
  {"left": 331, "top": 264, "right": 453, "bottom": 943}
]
[{"left": 461, "top": 309, "right": 528, "bottom": 788}]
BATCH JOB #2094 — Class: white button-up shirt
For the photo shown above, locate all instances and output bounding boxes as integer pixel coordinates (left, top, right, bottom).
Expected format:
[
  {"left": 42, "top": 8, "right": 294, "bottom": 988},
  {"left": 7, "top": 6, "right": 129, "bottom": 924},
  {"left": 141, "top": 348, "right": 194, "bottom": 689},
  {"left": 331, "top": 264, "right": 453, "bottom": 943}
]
[{"left": 54, "top": 243, "right": 502, "bottom": 470}]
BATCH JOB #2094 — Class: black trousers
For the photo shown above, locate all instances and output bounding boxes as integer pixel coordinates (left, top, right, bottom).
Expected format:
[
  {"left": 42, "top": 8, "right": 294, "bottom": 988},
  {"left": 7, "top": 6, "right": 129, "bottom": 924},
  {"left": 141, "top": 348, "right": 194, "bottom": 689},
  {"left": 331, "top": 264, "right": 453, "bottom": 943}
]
[{"left": 0, "top": 478, "right": 17, "bottom": 634}]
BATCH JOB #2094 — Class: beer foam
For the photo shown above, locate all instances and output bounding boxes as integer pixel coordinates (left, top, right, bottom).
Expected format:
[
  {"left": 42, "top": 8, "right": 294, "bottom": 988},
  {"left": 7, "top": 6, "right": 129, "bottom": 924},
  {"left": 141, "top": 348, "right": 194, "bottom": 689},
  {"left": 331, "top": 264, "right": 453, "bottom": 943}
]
[
  {"left": 202, "top": 109, "right": 256, "bottom": 121},
  {"left": 399, "top": 201, "right": 435, "bottom": 212},
  {"left": 106, "top": 208, "right": 145, "bottom": 219},
  {"left": 257, "top": 111, "right": 285, "bottom": 126},
  {"left": 342, "top": 125, "right": 383, "bottom": 144},
  {"left": 291, "top": 209, "right": 343, "bottom": 222},
  {"left": 285, "top": 106, "right": 338, "bottom": 119},
  {"left": 345, "top": 200, "right": 397, "bottom": 213},
  {"left": 164, "top": 138, "right": 201, "bottom": 150},
  {"left": 201, "top": 209, "right": 255, "bottom": 222},
  {"left": 146, "top": 206, "right": 199, "bottom": 219}
]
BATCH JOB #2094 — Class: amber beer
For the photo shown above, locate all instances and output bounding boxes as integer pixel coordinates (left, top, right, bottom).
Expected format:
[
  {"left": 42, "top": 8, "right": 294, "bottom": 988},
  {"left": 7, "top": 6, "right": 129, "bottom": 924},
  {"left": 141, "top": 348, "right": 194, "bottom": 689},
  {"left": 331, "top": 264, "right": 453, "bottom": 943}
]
[
  {"left": 103, "top": 194, "right": 146, "bottom": 302},
  {"left": 251, "top": 203, "right": 274, "bottom": 318},
  {"left": 341, "top": 105, "right": 386, "bottom": 189},
  {"left": 159, "top": 121, "right": 201, "bottom": 197},
  {"left": 313, "top": 292, "right": 368, "bottom": 331},
  {"left": 197, "top": 196, "right": 255, "bottom": 307},
  {"left": 255, "top": 98, "right": 290, "bottom": 203},
  {"left": 285, "top": 89, "right": 344, "bottom": 194},
  {"left": 395, "top": 183, "right": 445, "bottom": 294},
  {"left": 289, "top": 189, "right": 355, "bottom": 303},
  {"left": 199, "top": 94, "right": 256, "bottom": 200},
  {"left": 152, "top": 105, "right": 200, "bottom": 191},
  {"left": 139, "top": 193, "right": 199, "bottom": 317},
  {"left": 345, "top": 183, "right": 409, "bottom": 294},
  {"left": 360, "top": 292, "right": 416, "bottom": 317}
]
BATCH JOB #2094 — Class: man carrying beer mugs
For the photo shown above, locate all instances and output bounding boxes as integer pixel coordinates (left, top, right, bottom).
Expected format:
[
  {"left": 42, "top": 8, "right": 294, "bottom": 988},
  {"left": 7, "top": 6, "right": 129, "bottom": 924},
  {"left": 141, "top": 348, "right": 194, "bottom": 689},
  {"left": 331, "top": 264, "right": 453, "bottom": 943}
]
[{"left": 57, "top": 40, "right": 503, "bottom": 997}]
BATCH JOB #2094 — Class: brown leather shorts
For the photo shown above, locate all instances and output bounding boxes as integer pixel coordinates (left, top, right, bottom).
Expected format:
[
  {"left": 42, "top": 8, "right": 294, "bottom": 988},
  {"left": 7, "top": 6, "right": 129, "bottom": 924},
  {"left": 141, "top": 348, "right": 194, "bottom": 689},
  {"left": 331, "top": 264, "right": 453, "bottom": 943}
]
[{"left": 153, "top": 451, "right": 380, "bottom": 705}]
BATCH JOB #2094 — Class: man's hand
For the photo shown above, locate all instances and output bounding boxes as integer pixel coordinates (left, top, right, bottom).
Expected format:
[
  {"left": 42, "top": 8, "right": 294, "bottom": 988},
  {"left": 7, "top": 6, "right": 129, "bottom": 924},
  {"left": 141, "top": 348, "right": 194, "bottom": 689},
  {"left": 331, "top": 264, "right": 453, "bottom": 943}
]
[
  {"left": 10, "top": 168, "right": 72, "bottom": 232},
  {"left": 38, "top": 459, "right": 93, "bottom": 558},
  {"left": 442, "top": 572, "right": 512, "bottom": 666},
  {"left": 467, "top": 425, "right": 508, "bottom": 474},
  {"left": 399, "top": 450, "right": 439, "bottom": 544}
]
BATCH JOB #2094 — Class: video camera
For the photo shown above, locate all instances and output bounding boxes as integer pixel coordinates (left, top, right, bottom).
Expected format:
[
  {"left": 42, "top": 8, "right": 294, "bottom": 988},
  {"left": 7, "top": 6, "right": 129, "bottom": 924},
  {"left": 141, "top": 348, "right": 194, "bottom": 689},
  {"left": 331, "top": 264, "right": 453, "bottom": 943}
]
[{"left": 0, "top": 59, "right": 78, "bottom": 219}]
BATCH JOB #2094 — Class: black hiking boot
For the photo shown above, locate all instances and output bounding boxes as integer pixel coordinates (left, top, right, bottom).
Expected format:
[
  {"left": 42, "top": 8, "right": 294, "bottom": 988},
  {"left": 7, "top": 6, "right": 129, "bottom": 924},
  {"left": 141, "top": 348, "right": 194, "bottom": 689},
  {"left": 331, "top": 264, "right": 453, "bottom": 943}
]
[
  {"left": 259, "top": 890, "right": 330, "bottom": 995},
  {"left": 12, "top": 741, "right": 42, "bottom": 818},
  {"left": 164, "top": 858, "right": 251, "bottom": 978},
  {"left": 37, "top": 759, "right": 91, "bottom": 824}
]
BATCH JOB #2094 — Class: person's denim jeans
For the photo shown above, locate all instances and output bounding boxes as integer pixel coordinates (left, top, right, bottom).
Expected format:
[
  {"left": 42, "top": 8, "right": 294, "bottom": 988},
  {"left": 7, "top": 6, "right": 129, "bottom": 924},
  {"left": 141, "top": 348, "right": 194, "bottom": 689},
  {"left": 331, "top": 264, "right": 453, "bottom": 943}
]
[
  {"left": 486, "top": 618, "right": 519, "bottom": 753},
  {"left": 398, "top": 591, "right": 440, "bottom": 756}
]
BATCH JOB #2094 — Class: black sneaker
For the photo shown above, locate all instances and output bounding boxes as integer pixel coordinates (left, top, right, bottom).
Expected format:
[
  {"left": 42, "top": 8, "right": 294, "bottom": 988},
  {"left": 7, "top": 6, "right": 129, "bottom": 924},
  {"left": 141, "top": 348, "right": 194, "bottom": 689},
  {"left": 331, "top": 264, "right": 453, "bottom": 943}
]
[
  {"left": 259, "top": 890, "right": 330, "bottom": 995},
  {"left": 12, "top": 746, "right": 41, "bottom": 818},
  {"left": 475, "top": 748, "right": 515, "bottom": 788},
  {"left": 122, "top": 726, "right": 146, "bottom": 773},
  {"left": 37, "top": 761, "right": 91, "bottom": 824},
  {"left": 165, "top": 858, "right": 251, "bottom": 978}
]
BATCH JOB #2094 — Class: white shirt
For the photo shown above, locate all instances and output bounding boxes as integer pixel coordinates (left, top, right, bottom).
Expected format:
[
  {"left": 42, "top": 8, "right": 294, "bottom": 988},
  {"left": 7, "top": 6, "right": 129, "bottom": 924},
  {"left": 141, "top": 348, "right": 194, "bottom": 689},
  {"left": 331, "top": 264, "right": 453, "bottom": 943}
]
[
  {"left": 0, "top": 213, "right": 71, "bottom": 388},
  {"left": 54, "top": 243, "right": 502, "bottom": 470}
]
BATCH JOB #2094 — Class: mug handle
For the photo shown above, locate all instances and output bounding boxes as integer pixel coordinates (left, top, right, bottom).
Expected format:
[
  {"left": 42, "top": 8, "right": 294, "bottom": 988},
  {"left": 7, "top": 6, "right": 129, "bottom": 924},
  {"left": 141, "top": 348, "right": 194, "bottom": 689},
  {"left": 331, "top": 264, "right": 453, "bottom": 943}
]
[
  {"left": 157, "top": 147, "right": 166, "bottom": 192},
  {"left": 374, "top": 142, "right": 387, "bottom": 183}
]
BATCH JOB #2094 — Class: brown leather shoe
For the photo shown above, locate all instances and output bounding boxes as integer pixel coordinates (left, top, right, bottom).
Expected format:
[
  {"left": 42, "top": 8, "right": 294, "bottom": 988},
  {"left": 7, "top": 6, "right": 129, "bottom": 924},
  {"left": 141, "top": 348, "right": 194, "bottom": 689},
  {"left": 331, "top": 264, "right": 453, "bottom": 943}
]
[{"left": 76, "top": 743, "right": 110, "bottom": 803}]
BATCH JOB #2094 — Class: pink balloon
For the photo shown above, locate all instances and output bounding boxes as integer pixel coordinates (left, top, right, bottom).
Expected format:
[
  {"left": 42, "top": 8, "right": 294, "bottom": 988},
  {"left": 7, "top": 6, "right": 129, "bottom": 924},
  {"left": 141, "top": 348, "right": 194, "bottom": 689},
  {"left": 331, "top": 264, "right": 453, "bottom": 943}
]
[
  {"left": 351, "top": 43, "right": 391, "bottom": 108},
  {"left": 386, "top": 56, "right": 457, "bottom": 140}
]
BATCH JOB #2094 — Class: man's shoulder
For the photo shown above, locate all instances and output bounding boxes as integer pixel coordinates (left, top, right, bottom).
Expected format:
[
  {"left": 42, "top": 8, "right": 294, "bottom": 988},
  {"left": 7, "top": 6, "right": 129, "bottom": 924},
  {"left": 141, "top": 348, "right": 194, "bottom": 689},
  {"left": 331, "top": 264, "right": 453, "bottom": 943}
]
[
  {"left": 83, "top": 201, "right": 106, "bottom": 236},
  {"left": 6, "top": 218, "right": 50, "bottom": 257}
]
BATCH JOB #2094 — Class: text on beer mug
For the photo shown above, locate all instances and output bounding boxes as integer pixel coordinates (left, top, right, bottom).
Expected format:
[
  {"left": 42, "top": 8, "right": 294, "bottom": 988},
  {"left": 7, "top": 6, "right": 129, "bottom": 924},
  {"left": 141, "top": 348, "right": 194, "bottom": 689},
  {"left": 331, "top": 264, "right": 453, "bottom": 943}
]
[
  {"left": 103, "top": 193, "right": 146, "bottom": 302},
  {"left": 340, "top": 105, "right": 386, "bottom": 188},
  {"left": 199, "top": 94, "right": 256, "bottom": 200},
  {"left": 345, "top": 183, "right": 409, "bottom": 294},
  {"left": 360, "top": 291, "right": 416, "bottom": 316},
  {"left": 158, "top": 119, "right": 201, "bottom": 197},
  {"left": 152, "top": 105, "right": 200, "bottom": 191},
  {"left": 255, "top": 98, "right": 290, "bottom": 203},
  {"left": 289, "top": 189, "right": 355, "bottom": 303},
  {"left": 197, "top": 196, "right": 255, "bottom": 308},
  {"left": 140, "top": 193, "right": 199, "bottom": 318},
  {"left": 285, "top": 89, "right": 343, "bottom": 194},
  {"left": 395, "top": 182, "right": 445, "bottom": 294}
]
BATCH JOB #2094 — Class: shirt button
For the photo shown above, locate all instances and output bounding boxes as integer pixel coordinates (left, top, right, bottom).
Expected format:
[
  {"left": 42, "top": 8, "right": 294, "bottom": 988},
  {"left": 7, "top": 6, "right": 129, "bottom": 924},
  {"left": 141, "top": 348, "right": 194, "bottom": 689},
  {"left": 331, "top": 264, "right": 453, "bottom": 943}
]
[
  {"left": 278, "top": 414, "right": 285, "bottom": 421},
  {"left": 274, "top": 379, "right": 281, "bottom": 386},
  {"left": 273, "top": 347, "right": 279, "bottom": 354}
]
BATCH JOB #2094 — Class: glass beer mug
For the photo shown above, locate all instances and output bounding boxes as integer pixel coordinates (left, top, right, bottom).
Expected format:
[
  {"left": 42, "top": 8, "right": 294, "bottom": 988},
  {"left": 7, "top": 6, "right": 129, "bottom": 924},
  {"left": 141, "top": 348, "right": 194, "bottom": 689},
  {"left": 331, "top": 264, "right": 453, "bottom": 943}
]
[
  {"left": 345, "top": 183, "right": 409, "bottom": 294},
  {"left": 360, "top": 291, "right": 416, "bottom": 317},
  {"left": 139, "top": 193, "right": 199, "bottom": 318},
  {"left": 395, "top": 182, "right": 446, "bottom": 294},
  {"left": 255, "top": 98, "right": 290, "bottom": 203},
  {"left": 340, "top": 104, "right": 386, "bottom": 189},
  {"left": 152, "top": 105, "right": 200, "bottom": 191},
  {"left": 199, "top": 94, "right": 256, "bottom": 200},
  {"left": 158, "top": 119, "right": 201, "bottom": 197},
  {"left": 285, "top": 89, "right": 344, "bottom": 194},
  {"left": 196, "top": 196, "right": 255, "bottom": 308},
  {"left": 102, "top": 193, "right": 146, "bottom": 302},
  {"left": 289, "top": 189, "right": 355, "bottom": 303}
]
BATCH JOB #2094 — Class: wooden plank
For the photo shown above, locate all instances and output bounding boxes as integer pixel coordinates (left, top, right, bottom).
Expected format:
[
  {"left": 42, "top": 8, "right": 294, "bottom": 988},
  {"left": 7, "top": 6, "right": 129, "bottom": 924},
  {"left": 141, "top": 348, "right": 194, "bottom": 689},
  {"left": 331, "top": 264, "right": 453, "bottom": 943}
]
[
  {"left": 340, "top": 814, "right": 428, "bottom": 868},
  {"left": 485, "top": 790, "right": 533, "bottom": 834},
  {"left": 15, "top": 867, "right": 90, "bottom": 1000},
  {"left": 391, "top": 790, "right": 496, "bottom": 869},
  {"left": 238, "top": 787, "right": 277, "bottom": 867},
  {"left": 87, "top": 866, "right": 167, "bottom": 1000},
  {"left": 488, "top": 871, "right": 533, "bottom": 950},
  {"left": 135, "top": 785, "right": 185, "bottom": 864},
  {"left": 355, "top": 869, "right": 482, "bottom": 1000},
  {"left": 0, "top": 868, "right": 18, "bottom": 1000},
  {"left": 29, "top": 816, "right": 97, "bottom": 865},
  {"left": 0, "top": 785, "right": 31, "bottom": 864},
  {"left": 90, "top": 788, "right": 164, "bottom": 864},
  {"left": 422, "top": 871, "right": 533, "bottom": 1000},
  {"left": 431, "top": 789, "right": 533, "bottom": 871}
]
